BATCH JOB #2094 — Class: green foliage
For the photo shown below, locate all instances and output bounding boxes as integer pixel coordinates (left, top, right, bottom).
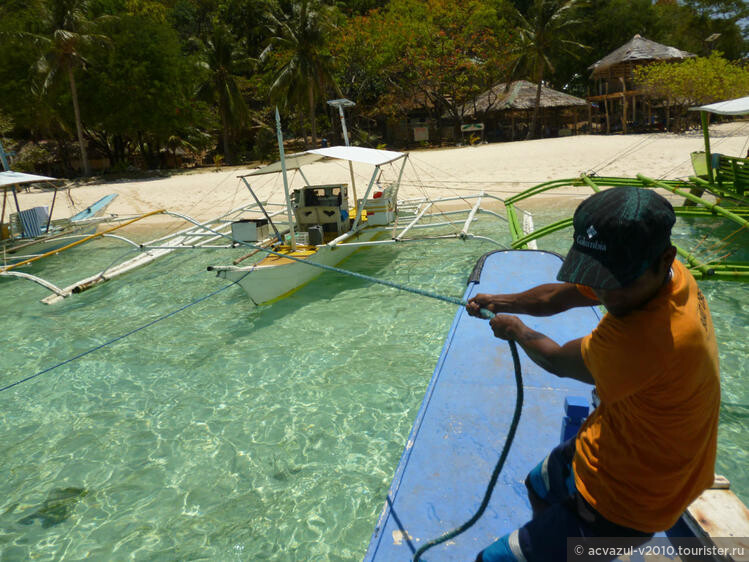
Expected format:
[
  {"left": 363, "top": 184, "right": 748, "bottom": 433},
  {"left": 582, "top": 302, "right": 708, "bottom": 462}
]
[
  {"left": 196, "top": 21, "right": 252, "bottom": 162},
  {"left": 251, "top": 126, "right": 277, "bottom": 161},
  {"left": 634, "top": 53, "right": 749, "bottom": 127},
  {"left": 634, "top": 53, "right": 749, "bottom": 104},
  {"left": 1, "top": 0, "right": 748, "bottom": 173},
  {"left": 79, "top": 13, "right": 203, "bottom": 166},
  {"left": 261, "top": 0, "right": 340, "bottom": 147},
  {"left": 12, "top": 142, "right": 56, "bottom": 173},
  {"left": 0, "top": 112, "right": 13, "bottom": 135},
  {"left": 216, "top": 0, "right": 268, "bottom": 56}
]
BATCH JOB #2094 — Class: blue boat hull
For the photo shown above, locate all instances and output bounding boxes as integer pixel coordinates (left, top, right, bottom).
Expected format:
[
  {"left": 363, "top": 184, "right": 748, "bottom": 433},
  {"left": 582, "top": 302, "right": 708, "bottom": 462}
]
[{"left": 365, "top": 249, "right": 602, "bottom": 560}]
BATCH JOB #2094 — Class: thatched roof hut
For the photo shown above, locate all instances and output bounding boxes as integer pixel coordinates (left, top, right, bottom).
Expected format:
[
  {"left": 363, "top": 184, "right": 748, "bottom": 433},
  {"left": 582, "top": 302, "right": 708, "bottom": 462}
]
[
  {"left": 457, "top": 80, "right": 588, "bottom": 141},
  {"left": 462, "top": 80, "right": 587, "bottom": 117},
  {"left": 589, "top": 34, "right": 695, "bottom": 79}
]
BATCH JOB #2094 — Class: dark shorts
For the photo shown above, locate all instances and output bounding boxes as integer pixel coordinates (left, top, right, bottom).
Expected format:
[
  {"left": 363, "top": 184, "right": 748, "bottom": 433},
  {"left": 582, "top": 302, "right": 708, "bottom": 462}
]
[{"left": 476, "top": 438, "right": 652, "bottom": 562}]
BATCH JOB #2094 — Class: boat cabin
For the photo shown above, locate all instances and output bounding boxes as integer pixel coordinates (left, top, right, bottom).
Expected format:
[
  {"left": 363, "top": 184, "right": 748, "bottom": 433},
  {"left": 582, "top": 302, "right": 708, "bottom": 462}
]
[{"left": 292, "top": 184, "right": 350, "bottom": 242}]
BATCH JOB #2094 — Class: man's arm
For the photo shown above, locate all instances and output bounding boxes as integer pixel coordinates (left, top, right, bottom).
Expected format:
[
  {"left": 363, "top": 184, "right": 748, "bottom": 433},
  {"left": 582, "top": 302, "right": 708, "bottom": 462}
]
[
  {"left": 466, "top": 283, "right": 599, "bottom": 318},
  {"left": 489, "top": 314, "right": 594, "bottom": 385}
]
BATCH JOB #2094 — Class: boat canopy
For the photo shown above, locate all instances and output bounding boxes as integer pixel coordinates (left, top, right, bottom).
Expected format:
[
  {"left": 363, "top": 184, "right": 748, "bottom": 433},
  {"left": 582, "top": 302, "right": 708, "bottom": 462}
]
[
  {"left": 689, "top": 96, "right": 749, "bottom": 116},
  {"left": 0, "top": 171, "right": 57, "bottom": 190},
  {"left": 245, "top": 146, "right": 406, "bottom": 177}
]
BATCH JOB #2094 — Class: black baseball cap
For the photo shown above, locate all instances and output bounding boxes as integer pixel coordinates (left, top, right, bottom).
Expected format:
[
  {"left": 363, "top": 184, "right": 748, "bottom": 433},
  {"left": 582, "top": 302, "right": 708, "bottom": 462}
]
[{"left": 557, "top": 187, "right": 676, "bottom": 289}]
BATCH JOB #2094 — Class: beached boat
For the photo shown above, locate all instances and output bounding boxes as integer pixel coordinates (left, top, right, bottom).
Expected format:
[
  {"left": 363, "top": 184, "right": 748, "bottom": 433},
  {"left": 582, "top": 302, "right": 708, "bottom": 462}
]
[
  {"left": 366, "top": 249, "right": 749, "bottom": 560},
  {"left": 0, "top": 170, "right": 118, "bottom": 267}
]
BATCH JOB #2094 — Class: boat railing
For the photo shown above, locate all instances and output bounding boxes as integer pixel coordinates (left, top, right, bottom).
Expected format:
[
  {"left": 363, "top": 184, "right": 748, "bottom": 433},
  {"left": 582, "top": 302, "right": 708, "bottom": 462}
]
[{"left": 715, "top": 154, "right": 749, "bottom": 196}]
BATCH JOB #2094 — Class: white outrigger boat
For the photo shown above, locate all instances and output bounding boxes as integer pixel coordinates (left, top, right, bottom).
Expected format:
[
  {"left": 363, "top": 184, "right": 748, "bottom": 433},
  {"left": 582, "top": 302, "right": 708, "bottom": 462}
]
[
  {"left": 208, "top": 145, "right": 409, "bottom": 303},
  {"left": 206, "top": 142, "right": 524, "bottom": 304}
]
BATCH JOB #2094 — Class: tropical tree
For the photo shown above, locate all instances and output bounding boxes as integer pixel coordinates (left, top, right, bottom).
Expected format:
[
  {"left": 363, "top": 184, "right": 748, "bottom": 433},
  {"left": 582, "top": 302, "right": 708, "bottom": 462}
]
[
  {"left": 261, "top": 0, "right": 340, "bottom": 148},
  {"left": 23, "top": 0, "right": 110, "bottom": 176},
  {"left": 196, "top": 22, "right": 252, "bottom": 164},
  {"left": 81, "top": 13, "right": 204, "bottom": 168},
  {"left": 507, "top": 0, "right": 587, "bottom": 139},
  {"left": 331, "top": 0, "right": 513, "bottom": 143}
]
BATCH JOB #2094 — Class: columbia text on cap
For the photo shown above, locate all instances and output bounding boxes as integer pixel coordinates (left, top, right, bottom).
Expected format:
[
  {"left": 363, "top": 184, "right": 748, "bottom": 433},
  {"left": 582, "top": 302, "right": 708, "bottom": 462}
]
[{"left": 556, "top": 187, "right": 676, "bottom": 289}]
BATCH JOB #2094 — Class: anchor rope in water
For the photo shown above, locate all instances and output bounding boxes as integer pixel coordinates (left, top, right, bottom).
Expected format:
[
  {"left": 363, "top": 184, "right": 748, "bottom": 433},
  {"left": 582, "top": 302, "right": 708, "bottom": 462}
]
[
  {"left": 0, "top": 222, "right": 495, "bottom": 392},
  {"left": 0, "top": 283, "right": 235, "bottom": 393}
]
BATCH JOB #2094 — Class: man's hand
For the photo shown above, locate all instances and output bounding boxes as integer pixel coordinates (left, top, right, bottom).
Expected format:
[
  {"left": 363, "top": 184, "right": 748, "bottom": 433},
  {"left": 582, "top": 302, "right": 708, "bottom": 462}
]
[
  {"left": 489, "top": 314, "right": 525, "bottom": 341},
  {"left": 466, "top": 284, "right": 598, "bottom": 319},
  {"left": 466, "top": 293, "right": 497, "bottom": 318}
]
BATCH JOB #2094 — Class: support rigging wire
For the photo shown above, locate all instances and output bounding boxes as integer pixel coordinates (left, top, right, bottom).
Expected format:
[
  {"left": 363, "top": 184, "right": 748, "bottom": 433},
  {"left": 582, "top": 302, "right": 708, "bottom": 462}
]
[{"left": 0, "top": 224, "right": 496, "bottom": 393}]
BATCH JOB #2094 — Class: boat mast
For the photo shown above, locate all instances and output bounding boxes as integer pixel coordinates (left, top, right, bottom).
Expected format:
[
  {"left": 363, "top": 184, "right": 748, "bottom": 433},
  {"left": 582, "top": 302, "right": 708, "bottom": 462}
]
[
  {"left": 328, "top": 99, "right": 358, "bottom": 221},
  {"left": 275, "top": 107, "right": 297, "bottom": 250}
]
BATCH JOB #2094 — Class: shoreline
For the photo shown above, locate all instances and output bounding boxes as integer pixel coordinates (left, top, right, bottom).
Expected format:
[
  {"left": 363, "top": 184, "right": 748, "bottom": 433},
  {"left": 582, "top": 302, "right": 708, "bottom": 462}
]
[{"left": 14, "top": 122, "right": 747, "bottom": 233}]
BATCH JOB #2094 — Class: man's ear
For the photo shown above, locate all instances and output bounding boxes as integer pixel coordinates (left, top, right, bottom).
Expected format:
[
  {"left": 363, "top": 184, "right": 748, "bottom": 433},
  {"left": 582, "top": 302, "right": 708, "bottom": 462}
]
[{"left": 662, "top": 245, "right": 677, "bottom": 270}]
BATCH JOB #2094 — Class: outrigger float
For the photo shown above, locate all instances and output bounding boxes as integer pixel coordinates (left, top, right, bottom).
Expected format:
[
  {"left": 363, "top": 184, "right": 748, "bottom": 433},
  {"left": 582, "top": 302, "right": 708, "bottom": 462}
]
[{"left": 366, "top": 250, "right": 749, "bottom": 561}]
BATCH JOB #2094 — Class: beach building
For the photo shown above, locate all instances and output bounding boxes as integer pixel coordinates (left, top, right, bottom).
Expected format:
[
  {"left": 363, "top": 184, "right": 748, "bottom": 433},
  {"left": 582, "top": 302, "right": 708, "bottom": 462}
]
[
  {"left": 455, "top": 80, "right": 590, "bottom": 142},
  {"left": 378, "top": 81, "right": 588, "bottom": 147},
  {"left": 588, "top": 34, "right": 696, "bottom": 134}
]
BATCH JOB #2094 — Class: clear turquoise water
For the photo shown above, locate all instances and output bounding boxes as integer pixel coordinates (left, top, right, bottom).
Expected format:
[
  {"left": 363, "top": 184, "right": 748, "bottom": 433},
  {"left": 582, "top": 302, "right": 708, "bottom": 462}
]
[{"left": 0, "top": 212, "right": 746, "bottom": 560}]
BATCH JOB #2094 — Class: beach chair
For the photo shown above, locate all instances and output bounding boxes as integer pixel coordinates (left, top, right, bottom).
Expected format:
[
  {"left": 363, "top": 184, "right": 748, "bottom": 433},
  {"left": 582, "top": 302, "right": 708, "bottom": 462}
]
[{"left": 17, "top": 206, "right": 50, "bottom": 238}]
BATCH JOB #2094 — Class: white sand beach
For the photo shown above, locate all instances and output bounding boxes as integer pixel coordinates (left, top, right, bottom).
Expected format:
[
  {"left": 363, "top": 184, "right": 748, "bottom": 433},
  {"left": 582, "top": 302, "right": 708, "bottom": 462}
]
[{"left": 20, "top": 121, "right": 749, "bottom": 230}]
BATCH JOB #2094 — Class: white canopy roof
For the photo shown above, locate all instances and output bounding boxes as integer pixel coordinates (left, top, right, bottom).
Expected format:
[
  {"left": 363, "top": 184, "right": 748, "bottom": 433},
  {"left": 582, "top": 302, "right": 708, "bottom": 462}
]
[
  {"left": 0, "top": 171, "right": 58, "bottom": 190},
  {"left": 246, "top": 146, "right": 405, "bottom": 177},
  {"left": 690, "top": 96, "right": 749, "bottom": 116}
]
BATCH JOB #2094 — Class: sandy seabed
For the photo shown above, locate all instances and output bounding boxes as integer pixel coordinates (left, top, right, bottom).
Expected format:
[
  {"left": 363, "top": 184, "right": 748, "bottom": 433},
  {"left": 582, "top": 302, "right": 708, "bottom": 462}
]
[{"left": 19, "top": 122, "right": 749, "bottom": 235}]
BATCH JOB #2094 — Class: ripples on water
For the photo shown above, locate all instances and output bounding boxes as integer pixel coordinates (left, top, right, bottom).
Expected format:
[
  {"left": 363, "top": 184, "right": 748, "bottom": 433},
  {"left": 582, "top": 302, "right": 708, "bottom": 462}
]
[{"left": 0, "top": 214, "right": 746, "bottom": 560}]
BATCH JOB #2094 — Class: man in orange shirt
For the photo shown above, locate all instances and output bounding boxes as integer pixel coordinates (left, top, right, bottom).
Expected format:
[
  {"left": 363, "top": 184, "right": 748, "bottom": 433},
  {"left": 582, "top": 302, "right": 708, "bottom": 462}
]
[{"left": 467, "top": 186, "right": 720, "bottom": 562}]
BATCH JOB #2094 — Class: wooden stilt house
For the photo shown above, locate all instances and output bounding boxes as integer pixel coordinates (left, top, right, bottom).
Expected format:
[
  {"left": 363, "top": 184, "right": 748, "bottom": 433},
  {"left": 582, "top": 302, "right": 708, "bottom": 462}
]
[{"left": 588, "top": 35, "right": 695, "bottom": 134}]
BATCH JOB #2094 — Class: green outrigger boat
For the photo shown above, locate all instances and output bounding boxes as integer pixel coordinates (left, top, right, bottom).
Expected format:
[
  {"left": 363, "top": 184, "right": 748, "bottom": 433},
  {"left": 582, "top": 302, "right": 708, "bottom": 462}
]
[{"left": 502, "top": 96, "right": 749, "bottom": 283}]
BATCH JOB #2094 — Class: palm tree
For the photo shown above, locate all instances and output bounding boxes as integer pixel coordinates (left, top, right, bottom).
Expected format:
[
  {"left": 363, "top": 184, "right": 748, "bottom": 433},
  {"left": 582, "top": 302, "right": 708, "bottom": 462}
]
[
  {"left": 261, "top": 0, "right": 339, "bottom": 148},
  {"left": 510, "top": 0, "right": 587, "bottom": 139},
  {"left": 196, "top": 23, "right": 252, "bottom": 164},
  {"left": 27, "top": 0, "right": 109, "bottom": 176}
]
